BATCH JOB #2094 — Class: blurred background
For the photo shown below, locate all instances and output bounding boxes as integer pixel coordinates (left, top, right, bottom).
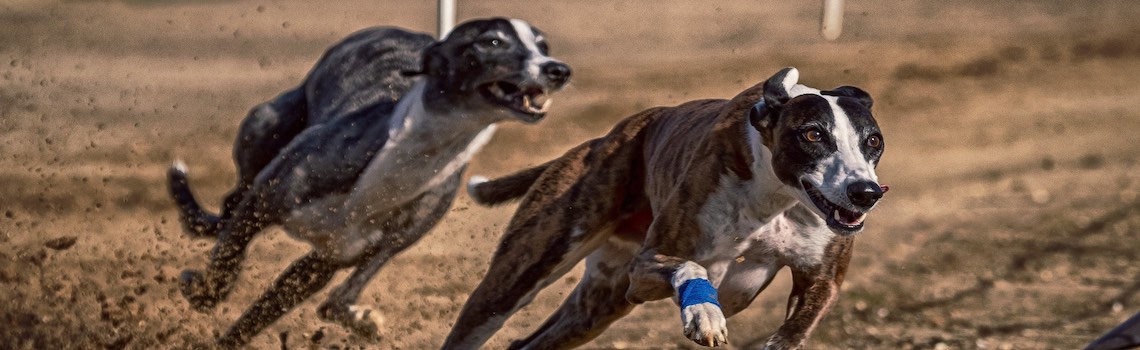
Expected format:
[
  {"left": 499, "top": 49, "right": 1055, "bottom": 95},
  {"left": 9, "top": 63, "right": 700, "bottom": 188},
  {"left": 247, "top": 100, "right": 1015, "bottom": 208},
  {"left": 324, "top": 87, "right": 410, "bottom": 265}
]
[{"left": 2, "top": 1, "right": 1139, "bottom": 348}]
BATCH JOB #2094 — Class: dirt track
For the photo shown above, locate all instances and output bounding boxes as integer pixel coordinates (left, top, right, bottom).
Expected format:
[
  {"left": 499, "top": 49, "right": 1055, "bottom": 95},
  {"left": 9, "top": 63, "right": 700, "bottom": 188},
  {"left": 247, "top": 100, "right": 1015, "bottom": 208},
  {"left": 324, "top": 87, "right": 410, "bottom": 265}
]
[{"left": 3, "top": 1, "right": 1140, "bottom": 349}]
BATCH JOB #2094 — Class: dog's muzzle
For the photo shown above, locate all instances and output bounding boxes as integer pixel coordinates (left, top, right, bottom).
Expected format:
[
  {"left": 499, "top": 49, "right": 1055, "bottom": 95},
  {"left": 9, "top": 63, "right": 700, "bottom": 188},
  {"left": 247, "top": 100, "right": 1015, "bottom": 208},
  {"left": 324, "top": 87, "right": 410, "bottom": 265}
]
[
  {"left": 541, "top": 61, "right": 572, "bottom": 87},
  {"left": 846, "top": 181, "right": 884, "bottom": 208},
  {"left": 802, "top": 180, "right": 886, "bottom": 235},
  {"left": 478, "top": 61, "right": 571, "bottom": 122}
]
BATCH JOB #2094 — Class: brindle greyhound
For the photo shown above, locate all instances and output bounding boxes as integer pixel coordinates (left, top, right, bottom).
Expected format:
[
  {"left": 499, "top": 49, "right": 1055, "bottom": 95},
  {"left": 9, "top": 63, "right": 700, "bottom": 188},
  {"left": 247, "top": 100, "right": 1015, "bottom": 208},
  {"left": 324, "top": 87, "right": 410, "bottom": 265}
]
[
  {"left": 167, "top": 18, "right": 571, "bottom": 347},
  {"left": 443, "top": 67, "right": 887, "bottom": 349}
]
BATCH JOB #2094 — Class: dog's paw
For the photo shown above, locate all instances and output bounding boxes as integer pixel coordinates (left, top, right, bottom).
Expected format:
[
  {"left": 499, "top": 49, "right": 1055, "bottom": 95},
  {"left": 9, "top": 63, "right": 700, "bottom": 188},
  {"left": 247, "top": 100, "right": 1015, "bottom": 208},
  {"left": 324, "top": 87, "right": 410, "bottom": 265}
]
[
  {"left": 681, "top": 302, "right": 728, "bottom": 347},
  {"left": 179, "top": 269, "right": 219, "bottom": 312},
  {"left": 760, "top": 333, "right": 805, "bottom": 350},
  {"left": 318, "top": 303, "right": 384, "bottom": 339}
]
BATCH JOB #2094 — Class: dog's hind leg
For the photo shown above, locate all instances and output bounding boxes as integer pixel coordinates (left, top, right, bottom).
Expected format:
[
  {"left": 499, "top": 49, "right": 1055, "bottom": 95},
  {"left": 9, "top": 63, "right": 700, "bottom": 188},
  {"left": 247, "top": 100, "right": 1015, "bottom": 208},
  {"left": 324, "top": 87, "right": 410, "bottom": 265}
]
[
  {"left": 507, "top": 239, "right": 639, "bottom": 350},
  {"left": 216, "top": 251, "right": 338, "bottom": 349},
  {"left": 179, "top": 194, "right": 281, "bottom": 311},
  {"left": 443, "top": 215, "right": 611, "bottom": 350},
  {"left": 167, "top": 88, "right": 308, "bottom": 239},
  {"left": 221, "top": 88, "right": 309, "bottom": 226},
  {"left": 442, "top": 129, "right": 647, "bottom": 349}
]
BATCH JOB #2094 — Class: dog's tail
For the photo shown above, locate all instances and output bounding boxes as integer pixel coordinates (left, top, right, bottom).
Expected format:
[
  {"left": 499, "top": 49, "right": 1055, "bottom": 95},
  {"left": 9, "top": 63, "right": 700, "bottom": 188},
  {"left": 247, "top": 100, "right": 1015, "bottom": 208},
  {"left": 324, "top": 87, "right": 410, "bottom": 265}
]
[
  {"left": 467, "top": 163, "right": 551, "bottom": 206},
  {"left": 167, "top": 160, "right": 222, "bottom": 238}
]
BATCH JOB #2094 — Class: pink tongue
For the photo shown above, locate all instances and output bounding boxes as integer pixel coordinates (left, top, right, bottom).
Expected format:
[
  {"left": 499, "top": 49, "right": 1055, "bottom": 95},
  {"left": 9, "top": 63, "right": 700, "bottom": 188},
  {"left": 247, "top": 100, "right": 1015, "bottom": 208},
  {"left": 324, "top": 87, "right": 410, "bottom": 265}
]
[{"left": 841, "top": 211, "right": 862, "bottom": 224}]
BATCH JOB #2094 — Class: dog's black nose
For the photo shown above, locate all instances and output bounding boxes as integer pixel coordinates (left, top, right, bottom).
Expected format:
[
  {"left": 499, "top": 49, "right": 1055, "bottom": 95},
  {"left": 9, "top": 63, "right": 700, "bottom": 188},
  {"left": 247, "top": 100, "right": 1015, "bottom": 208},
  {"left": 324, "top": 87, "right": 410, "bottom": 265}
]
[
  {"left": 847, "top": 181, "right": 884, "bottom": 207},
  {"left": 541, "top": 62, "right": 572, "bottom": 86}
]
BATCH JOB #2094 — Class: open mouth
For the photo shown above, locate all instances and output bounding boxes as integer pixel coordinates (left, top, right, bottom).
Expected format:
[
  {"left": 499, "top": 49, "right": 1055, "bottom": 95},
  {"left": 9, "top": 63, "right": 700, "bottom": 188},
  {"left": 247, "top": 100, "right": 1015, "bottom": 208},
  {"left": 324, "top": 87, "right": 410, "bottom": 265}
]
[
  {"left": 802, "top": 180, "right": 867, "bottom": 234},
  {"left": 479, "top": 81, "right": 552, "bottom": 120}
]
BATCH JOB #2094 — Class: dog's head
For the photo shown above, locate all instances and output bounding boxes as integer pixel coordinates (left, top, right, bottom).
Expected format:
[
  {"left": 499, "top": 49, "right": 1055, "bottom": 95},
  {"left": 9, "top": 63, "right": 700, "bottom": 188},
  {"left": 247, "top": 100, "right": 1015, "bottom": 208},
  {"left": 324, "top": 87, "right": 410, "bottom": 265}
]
[
  {"left": 749, "top": 67, "right": 886, "bottom": 235},
  {"left": 419, "top": 18, "right": 571, "bottom": 123}
]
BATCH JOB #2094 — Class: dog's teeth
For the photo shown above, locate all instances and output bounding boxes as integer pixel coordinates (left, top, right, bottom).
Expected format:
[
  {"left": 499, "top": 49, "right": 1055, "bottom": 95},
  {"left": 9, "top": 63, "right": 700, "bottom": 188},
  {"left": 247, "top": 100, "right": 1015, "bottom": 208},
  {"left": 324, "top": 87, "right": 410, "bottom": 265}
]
[
  {"left": 531, "top": 92, "right": 548, "bottom": 106},
  {"left": 856, "top": 213, "right": 867, "bottom": 223},
  {"left": 521, "top": 94, "right": 552, "bottom": 113},
  {"left": 833, "top": 210, "right": 841, "bottom": 222},
  {"left": 489, "top": 83, "right": 505, "bottom": 98}
]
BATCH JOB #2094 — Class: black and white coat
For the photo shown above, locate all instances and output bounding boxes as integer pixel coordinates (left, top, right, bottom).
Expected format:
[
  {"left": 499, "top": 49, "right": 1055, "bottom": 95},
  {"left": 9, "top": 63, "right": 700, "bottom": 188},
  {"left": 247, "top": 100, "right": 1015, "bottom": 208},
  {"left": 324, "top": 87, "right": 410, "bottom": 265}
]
[{"left": 168, "top": 17, "right": 571, "bottom": 348}]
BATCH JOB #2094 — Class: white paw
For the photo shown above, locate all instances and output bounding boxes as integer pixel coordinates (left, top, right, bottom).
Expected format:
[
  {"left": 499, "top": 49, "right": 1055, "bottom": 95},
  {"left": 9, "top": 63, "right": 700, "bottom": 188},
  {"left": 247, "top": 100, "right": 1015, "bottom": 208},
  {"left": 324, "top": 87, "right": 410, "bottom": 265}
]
[
  {"left": 171, "top": 159, "right": 188, "bottom": 173},
  {"left": 349, "top": 305, "right": 384, "bottom": 324},
  {"left": 319, "top": 303, "right": 384, "bottom": 339},
  {"left": 347, "top": 305, "right": 384, "bottom": 336},
  {"left": 681, "top": 302, "right": 728, "bottom": 347}
]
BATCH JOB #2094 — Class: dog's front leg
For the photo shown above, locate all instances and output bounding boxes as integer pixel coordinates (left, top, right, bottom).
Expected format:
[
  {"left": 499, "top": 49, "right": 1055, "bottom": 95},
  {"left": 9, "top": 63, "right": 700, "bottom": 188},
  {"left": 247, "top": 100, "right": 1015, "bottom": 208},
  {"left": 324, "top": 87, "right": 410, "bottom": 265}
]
[
  {"left": 216, "top": 251, "right": 338, "bottom": 349},
  {"left": 628, "top": 253, "right": 728, "bottom": 347},
  {"left": 761, "top": 236, "right": 853, "bottom": 350}
]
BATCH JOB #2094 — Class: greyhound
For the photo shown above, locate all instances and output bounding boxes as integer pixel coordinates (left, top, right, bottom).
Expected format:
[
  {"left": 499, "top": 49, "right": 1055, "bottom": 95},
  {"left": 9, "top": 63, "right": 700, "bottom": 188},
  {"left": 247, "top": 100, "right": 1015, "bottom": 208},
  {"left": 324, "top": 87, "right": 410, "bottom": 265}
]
[
  {"left": 443, "top": 67, "right": 886, "bottom": 349},
  {"left": 168, "top": 18, "right": 571, "bottom": 347}
]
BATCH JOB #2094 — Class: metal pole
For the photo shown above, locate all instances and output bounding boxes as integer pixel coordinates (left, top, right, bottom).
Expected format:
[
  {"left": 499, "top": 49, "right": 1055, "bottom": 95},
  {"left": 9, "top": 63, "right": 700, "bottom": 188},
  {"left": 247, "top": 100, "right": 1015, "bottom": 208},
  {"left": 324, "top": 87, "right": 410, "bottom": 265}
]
[
  {"left": 438, "top": 0, "right": 456, "bottom": 38},
  {"left": 821, "top": 0, "right": 844, "bottom": 41}
]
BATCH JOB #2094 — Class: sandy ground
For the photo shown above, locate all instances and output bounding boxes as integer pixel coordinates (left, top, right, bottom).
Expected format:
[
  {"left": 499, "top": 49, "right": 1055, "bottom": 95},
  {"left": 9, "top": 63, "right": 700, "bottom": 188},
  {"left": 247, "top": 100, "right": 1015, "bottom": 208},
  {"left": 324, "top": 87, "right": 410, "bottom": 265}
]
[{"left": 3, "top": 0, "right": 1140, "bottom": 349}]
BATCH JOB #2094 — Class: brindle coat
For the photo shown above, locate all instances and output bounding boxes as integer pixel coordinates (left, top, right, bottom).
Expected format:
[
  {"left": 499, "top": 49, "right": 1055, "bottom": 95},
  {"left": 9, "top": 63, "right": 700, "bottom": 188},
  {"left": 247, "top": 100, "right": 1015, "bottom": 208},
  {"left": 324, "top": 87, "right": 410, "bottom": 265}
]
[{"left": 444, "top": 67, "right": 884, "bottom": 350}]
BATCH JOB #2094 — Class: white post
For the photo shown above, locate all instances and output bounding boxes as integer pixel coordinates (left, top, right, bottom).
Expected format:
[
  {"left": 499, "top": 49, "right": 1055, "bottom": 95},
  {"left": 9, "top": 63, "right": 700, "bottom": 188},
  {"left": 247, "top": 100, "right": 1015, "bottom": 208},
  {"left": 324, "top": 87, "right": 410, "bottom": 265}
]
[
  {"left": 820, "top": 0, "right": 844, "bottom": 41},
  {"left": 438, "top": 0, "right": 457, "bottom": 38}
]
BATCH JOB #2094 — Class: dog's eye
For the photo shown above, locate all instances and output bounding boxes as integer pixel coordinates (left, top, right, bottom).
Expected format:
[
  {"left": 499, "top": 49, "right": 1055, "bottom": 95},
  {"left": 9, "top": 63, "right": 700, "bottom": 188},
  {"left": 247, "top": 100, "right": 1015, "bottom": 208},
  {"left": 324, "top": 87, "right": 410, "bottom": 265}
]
[
  {"left": 802, "top": 129, "right": 824, "bottom": 142},
  {"left": 477, "top": 38, "right": 503, "bottom": 49},
  {"left": 866, "top": 135, "right": 882, "bottom": 148}
]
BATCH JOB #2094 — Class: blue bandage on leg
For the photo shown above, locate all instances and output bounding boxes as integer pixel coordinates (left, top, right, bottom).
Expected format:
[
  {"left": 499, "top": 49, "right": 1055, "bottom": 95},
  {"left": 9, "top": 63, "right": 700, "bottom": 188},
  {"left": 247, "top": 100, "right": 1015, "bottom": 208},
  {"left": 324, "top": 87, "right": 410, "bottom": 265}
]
[{"left": 678, "top": 278, "right": 720, "bottom": 308}]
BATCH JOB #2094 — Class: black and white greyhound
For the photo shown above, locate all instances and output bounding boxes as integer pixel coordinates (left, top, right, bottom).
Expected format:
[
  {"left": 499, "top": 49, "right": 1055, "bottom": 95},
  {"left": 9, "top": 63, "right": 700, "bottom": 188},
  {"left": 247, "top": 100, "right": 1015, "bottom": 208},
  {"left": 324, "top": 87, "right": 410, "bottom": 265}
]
[{"left": 167, "top": 18, "right": 571, "bottom": 347}]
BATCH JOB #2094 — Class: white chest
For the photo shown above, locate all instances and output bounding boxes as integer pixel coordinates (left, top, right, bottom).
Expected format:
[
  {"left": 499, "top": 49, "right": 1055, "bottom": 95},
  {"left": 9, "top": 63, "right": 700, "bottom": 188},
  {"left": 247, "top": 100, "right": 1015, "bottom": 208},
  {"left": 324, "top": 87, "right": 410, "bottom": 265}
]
[
  {"left": 282, "top": 82, "right": 498, "bottom": 259},
  {"left": 692, "top": 177, "right": 834, "bottom": 314},
  {"left": 345, "top": 82, "right": 497, "bottom": 216},
  {"left": 351, "top": 112, "right": 495, "bottom": 207},
  {"left": 695, "top": 175, "right": 833, "bottom": 270}
]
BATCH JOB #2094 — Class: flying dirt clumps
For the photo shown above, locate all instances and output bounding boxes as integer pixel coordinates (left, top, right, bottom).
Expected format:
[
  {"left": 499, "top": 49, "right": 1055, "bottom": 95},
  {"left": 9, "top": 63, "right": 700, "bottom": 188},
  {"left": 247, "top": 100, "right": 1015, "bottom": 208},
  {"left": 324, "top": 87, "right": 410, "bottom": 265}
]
[{"left": 44, "top": 236, "right": 77, "bottom": 251}]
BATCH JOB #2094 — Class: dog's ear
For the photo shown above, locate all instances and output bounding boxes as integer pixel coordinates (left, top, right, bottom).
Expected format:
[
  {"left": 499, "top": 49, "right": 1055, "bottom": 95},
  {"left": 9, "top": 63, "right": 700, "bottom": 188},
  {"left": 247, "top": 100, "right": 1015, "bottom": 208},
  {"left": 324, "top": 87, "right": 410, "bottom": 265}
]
[
  {"left": 824, "top": 86, "right": 873, "bottom": 110},
  {"left": 748, "top": 101, "right": 772, "bottom": 130},
  {"left": 762, "top": 67, "right": 798, "bottom": 110},
  {"left": 421, "top": 42, "right": 450, "bottom": 78},
  {"left": 751, "top": 67, "right": 798, "bottom": 130}
]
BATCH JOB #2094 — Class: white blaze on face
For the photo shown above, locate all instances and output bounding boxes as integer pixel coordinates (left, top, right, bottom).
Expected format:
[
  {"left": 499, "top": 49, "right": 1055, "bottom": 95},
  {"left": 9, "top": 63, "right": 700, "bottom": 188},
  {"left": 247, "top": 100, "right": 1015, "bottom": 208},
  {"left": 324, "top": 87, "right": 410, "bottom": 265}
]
[
  {"left": 509, "top": 19, "right": 555, "bottom": 79},
  {"left": 777, "top": 69, "right": 877, "bottom": 209},
  {"left": 808, "top": 95, "right": 878, "bottom": 206}
]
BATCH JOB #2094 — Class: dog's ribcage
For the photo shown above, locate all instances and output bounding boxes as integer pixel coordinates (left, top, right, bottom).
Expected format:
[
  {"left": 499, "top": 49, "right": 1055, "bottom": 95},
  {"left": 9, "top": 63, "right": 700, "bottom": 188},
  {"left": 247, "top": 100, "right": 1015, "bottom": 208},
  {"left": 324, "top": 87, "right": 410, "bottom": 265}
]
[{"left": 283, "top": 81, "right": 496, "bottom": 260}]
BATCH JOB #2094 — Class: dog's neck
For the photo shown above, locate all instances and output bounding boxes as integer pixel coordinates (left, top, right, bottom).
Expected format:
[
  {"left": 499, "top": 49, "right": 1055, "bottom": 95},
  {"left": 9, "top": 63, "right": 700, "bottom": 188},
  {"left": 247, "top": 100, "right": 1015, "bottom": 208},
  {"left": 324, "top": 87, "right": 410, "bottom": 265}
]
[
  {"left": 738, "top": 118, "right": 803, "bottom": 221},
  {"left": 384, "top": 77, "right": 499, "bottom": 178},
  {"left": 399, "top": 79, "right": 501, "bottom": 134},
  {"left": 341, "top": 79, "right": 498, "bottom": 215}
]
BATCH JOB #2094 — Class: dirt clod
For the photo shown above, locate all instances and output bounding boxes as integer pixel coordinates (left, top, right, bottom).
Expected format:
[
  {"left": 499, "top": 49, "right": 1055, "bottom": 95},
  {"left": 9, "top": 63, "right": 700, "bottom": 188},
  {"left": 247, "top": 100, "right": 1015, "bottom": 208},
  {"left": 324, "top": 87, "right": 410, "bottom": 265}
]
[{"left": 44, "top": 236, "right": 77, "bottom": 251}]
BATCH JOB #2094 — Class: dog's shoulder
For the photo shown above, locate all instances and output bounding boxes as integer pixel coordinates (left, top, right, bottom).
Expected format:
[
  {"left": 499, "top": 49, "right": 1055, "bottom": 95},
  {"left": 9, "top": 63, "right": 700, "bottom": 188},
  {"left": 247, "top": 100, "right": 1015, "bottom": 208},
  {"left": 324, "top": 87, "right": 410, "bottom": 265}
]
[
  {"left": 635, "top": 85, "right": 774, "bottom": 219},
  {"left": 641, "top": 99, "right": 725, "bottom": 146},
  {"left": 257, "top": 100, "right": 402, "bottom": 202},
  {"left": 305, "top": 27, "right": 436, "bottom": 124},
  {"left": 642, "top": 97, "right": 756, "bottom": 183}
]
